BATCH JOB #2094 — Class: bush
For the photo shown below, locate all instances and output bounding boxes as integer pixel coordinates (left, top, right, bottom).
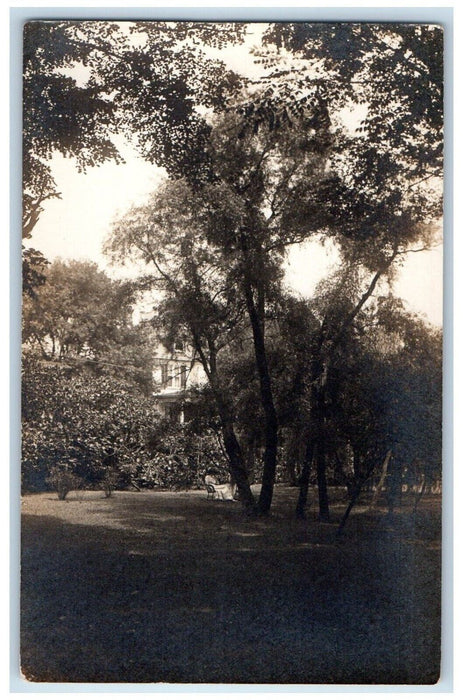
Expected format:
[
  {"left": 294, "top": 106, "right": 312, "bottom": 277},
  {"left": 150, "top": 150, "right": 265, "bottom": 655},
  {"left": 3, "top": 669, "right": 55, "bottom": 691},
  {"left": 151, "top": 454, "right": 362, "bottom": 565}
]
[
  {"left": 46, "top": 466, "right": 82, "bottom": 500},
  {"left": 100, "top": 467, "right": 118, "bottom": 497},
  {"left": 22, "top": 356, "right": 232, "bottom": 495},
  {"left": 135, "top": 424, "right": 228, "bottom": 490},
  {"left": 21, "top": 355, "right": 162, "bottom": 494}
]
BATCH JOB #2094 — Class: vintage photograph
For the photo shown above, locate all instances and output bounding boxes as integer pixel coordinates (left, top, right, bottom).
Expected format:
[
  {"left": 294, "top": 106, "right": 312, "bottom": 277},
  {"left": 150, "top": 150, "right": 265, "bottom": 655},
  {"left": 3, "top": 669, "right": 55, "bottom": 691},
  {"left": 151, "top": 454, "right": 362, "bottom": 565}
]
[{"left": 21, "top": 20, "right": 443, "bottom": 684}]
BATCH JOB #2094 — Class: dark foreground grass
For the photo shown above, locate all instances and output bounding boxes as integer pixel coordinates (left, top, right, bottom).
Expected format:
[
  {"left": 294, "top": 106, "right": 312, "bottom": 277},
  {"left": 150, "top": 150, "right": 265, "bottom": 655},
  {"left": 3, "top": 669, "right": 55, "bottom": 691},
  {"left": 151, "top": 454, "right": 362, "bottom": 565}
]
[{"left": 20, "top": 487, "right": 441, "bottom": 684}]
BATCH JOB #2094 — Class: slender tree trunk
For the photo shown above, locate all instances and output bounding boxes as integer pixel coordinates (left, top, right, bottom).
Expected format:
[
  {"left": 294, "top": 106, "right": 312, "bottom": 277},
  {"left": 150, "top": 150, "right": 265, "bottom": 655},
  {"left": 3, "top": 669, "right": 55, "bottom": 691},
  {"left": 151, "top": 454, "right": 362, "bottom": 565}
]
[
  {"left": 315, "top": 382, "right": 330, "bottom": 522},
  {"left": 259, "top": 408, "right": 278, "bottom": 514},
  {"left": 336, "top": 479, "right": 364, "bottom": 537},
  {"left": 213, "top": 395, "right": 256, "bottom": 512},
  {"left": 285, "top": 447, "right": 298, "bottom": 486},
  {"left": 336, "top": 454, "right": 382, "bottom": 536},
  {"left": 242, "top": 432, "right": 257, "bottom": 484},
  {"left": 353, "top": 450, "right": 362, "bottom": 481},
  {"left": 295, "top": 435, "right": 315, "bottom": 519},
  {"left": 221, "top": 420, "right": 256, "bottom": 512},
  {"left": 190, "top": 327, "right": 257, "bottom": 512},
  {"left": 316, "top": 437, "right": 330, "bottom": 522},
  {"left": 284, "top": 425, "right": 304, "bottom": 485},
  {"left": 387, "top": 454, "right": 402, "bottom": 515},
  {"left": 413, "top": 472, "right": 427, "bottom": 513},
  {"left": 368, "top": 450, "right": 392, "bottom": 512},
  {"left": 242, "top": 276, "right": 278, "bottom": 515}
]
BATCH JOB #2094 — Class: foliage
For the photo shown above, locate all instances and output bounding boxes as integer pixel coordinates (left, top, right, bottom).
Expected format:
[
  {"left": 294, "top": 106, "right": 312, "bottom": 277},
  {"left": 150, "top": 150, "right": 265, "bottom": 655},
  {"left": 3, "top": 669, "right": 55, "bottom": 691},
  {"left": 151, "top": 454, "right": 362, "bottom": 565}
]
[
  {"left": 22, "top": 247, "right": 50, "bottom": 299},
  {"left": 105, "top": 104, "right": 338, "bottom": 511},
  {"left": 23, "top": 21, "right": 246, "bottom": 236},
  {"left": 310, "top": 295, "right": 442, "bottom": 486},
  {"left": 21, "top": 352, "right": 231, "bottom": 494},
  {"left": 106, "top": 56, "right": 443, "bottom": 511},
  {"left": 22, "top": 21, "right": 247, "bottom": 299},
  {"left": 23, "top": 22, "right": 443, "bottom": 515},
  {"left": 46, "top": 466, "right": 82, "bottom": 501},
  {"left": 24, "top": 21, "right": 443, "bottom": 235},
  {"left": 261, "top": 23, "right": 443, "bottom": 178},
  {"left": 21, "top": 354, "right": 161, "bottom": 493},
  {"left": 136, "top": 422, "right": 228, "bottom": 490},
  {"left": 247, "top": 24, "right": 443, "bottom": 274},
  {"left": 23, "top": 22, "right": 123, "bottom": 241},
  {"left": 22, "top": 259, "right": 154, "bottom": 393},
  {"left": 105, "top": 174, "right": 260, "bottom": 509},
  {"left": 105, "top": 23, "right": 246, "bottom": 182}
]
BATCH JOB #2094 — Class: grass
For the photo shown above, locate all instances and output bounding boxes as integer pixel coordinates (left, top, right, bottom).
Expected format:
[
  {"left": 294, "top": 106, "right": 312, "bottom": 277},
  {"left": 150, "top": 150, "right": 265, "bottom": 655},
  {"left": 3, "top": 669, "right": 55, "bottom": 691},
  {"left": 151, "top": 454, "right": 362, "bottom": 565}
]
[{"left": 20, "top": 486, "right": 441, "bottom": 684}]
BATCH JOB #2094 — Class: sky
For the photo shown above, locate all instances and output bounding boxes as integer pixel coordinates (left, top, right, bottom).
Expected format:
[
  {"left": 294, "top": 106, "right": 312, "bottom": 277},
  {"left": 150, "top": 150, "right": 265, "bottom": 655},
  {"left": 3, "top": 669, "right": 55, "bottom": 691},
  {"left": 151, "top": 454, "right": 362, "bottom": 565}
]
[
  {"left": 28, "top": 139, "right": 443, "bottom": 327},
  {"left": 26, "top": 21, "right": 443, "bottom": 327}
]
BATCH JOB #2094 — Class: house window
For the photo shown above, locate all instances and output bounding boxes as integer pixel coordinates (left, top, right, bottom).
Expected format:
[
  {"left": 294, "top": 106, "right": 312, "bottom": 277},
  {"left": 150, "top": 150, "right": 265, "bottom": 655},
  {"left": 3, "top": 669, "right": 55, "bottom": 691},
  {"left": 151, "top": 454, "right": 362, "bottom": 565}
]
[
  {"left": 161, "top": 362, "right": 172, "bottom": 387},
  {"left": 174, "top": 340, "right": 184, "bottom": 352},
  {"left": 180, "top": 365, "right": 187, "bottom": 389}
]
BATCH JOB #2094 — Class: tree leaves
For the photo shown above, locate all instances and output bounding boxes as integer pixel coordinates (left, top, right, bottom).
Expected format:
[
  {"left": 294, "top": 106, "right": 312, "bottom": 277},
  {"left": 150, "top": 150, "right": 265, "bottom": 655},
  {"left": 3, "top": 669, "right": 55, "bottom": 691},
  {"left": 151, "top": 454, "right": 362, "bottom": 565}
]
[
  {"left": 262, "top": 23, "right": 443, "bottom": 178},
  {"left": 22, "top": 260, "right": 154, "bottom": 392},
  {"left": 21, "top": 355, "right": 163, "bottom": 493},
  {"left": 22, "top": 21, "right": 246, "bottom": 238}
]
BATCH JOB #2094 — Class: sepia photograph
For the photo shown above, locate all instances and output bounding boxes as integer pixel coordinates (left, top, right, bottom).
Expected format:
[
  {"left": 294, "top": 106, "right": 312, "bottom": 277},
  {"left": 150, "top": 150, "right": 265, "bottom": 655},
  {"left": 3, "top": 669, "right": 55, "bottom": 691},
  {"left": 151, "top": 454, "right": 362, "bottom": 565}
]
[{"left": 20, "top": 18, "right": 444, "bottom": 685}]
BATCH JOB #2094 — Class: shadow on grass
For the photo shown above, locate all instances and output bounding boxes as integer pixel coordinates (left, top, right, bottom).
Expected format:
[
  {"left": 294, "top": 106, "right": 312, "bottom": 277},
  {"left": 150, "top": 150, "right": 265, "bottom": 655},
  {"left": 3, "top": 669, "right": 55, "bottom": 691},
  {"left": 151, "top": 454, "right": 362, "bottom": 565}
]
[{"left": 21, "top": 490, "right": 441, "bottom": 684}]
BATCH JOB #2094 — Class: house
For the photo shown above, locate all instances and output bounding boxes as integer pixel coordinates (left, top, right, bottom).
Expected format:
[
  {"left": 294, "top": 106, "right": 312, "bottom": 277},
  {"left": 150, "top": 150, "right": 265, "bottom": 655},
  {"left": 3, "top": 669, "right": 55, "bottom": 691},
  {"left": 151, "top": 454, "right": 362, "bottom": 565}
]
[
  {"left": 152, "top": 339, "right": 207, "bottom": 422},
  {"left": 133, "top": 295, "right": 207, "bottom": 422}
]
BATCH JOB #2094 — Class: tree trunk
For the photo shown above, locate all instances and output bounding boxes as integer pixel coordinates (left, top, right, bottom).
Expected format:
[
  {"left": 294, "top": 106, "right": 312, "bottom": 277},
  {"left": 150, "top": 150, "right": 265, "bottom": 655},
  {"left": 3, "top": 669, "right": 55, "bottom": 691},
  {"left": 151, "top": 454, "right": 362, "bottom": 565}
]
[
  {"left": 189, "top": 327, "right": 256, "bottom": 512},
  {"left": 295, "top": 435, "right": 315, "bottom": 519},
  {"left": 285, "top": 452, "right": 297, "bottom": 486},
  {"left": 336, "top": 455, "right": 382, "bottom": 536},
  {"left": 259, "top": 416, "right": 278, "bottom": 514},
  {"left": 242, "top": 276, "right": 278, "bottom": 515},
  {"left": 221, "top": 420, "right": 257, "bottom": 513},
  {"left": 387, "top": 454, "right": 402, "bottom": 515},
  {"left": 336, "top": 479, "right": 364, "bottom": 537},
  {"left": 242, "top": 433, "right": 257, "bottom": 484},
  {"left": 368, "top": 450, "right": 392, "bottom": 512},
  {"left": 413, "top": 472, "right": 427, "bottom": 512},
  {"left": 315, "top": 381, "right": 330, "bottom": 522},
  {"left": 353, "top": 450, "right": 362, "bottom": 481},
  {"left": 316, "top": 437, "right": 330, "bottom": 522},
  {"left": 284, "top": 426, "right": 303, "bottom": 485}
]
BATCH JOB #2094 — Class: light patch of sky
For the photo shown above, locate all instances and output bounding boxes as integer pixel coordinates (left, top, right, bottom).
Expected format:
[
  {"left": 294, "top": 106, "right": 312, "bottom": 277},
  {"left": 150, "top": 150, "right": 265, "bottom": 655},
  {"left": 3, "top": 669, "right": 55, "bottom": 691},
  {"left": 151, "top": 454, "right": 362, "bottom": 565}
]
[
  {"left": 392, "top": 245, "right": 443, "bottom": 326},
  {"left": 30, "top": 138, "right": 165, "bottom": 276},
  {"left": 27, "top": 21, "right": 443, "bottom": 327},
  {"left": 203, "top": 23, "right": 270, "bottom": 79},
  {"left": 285, "top": 239, "right": 340, "bottom": 298},
  {"left": 285, "top": 238, "right": 443, "bottom": 326}
]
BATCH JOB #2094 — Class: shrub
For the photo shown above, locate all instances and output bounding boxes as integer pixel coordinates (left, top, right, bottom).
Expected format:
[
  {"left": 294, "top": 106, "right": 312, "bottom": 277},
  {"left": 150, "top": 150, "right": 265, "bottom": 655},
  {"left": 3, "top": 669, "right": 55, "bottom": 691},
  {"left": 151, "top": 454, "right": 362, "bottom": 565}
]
[{"left": 46, "top": 465, "right": 82, "bottom": 500}]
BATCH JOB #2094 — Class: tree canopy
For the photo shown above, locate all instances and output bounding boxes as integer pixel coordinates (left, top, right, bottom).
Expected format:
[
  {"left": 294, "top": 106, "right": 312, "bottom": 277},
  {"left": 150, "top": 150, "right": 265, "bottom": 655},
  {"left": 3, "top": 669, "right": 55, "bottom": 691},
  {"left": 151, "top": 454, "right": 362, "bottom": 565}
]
[
  {"left": 261, "top": 23, "right": 443, "bottom": 176},
  {"left": 23, "top": 20, "right": 247, "bottom": 237},
  {"left": 22, "top": 20, "right": 248, "bottom": 296},
  {"left": 22, "top": 259, "right": 154, "bottom": 392}
]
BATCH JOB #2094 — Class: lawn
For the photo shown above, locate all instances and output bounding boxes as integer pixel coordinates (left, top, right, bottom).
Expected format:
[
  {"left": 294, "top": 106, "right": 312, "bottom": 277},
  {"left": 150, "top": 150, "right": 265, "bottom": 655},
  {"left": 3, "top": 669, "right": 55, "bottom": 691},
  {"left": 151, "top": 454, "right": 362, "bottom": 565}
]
[{"left": 20, "top": 486, "right": 441, "bottom": 684}]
